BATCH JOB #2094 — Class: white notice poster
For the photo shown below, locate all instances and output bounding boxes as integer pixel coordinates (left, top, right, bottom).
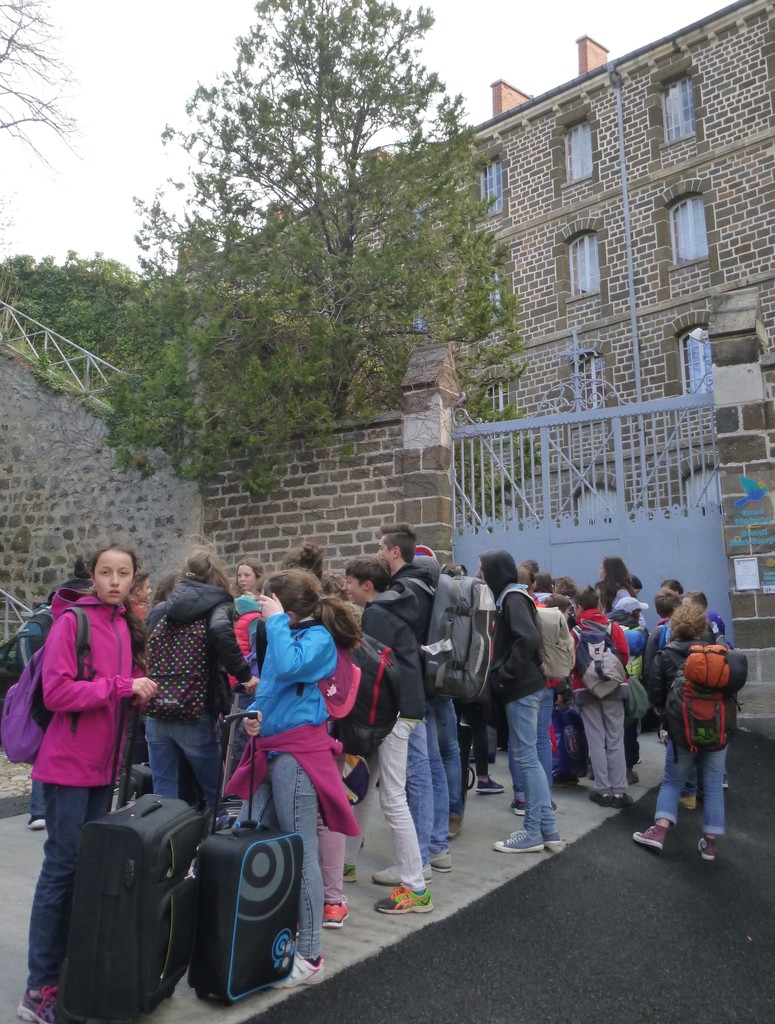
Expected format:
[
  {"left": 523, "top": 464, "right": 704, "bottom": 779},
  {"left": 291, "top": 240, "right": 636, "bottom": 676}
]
[{"left": 733, "top": 557, "right": 760, "bottom": 590}]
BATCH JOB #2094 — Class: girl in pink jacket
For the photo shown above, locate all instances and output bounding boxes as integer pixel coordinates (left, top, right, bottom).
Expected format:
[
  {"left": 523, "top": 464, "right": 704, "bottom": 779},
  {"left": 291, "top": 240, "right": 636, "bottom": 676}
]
[{"left": 19, "top": 544, "right": 157, "bottom": 1024}]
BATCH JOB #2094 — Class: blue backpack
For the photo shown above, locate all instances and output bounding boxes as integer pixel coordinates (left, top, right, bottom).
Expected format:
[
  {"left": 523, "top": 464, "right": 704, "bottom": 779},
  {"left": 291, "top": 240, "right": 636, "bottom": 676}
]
[
  {"left": 0, "top": 608, "right": 92, "bottom": 764},
  {"left": 552, "top": 705, "right": 588, "bottom": 781}
]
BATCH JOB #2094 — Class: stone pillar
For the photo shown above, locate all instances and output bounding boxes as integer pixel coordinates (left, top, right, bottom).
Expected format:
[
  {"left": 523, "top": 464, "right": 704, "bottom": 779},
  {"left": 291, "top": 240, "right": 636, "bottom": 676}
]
[
  {"left": 710, "top": 287, "right": 775, "bottom": 711},
  {"left": 399, "top": 345, "right": 461, "bottom": 563}
]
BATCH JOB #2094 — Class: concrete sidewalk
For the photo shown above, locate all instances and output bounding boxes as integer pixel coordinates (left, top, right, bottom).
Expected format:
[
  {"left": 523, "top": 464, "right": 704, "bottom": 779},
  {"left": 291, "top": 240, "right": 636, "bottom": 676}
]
[{"left": 0, "top": 732, "right": 674, "bottom": 1023}]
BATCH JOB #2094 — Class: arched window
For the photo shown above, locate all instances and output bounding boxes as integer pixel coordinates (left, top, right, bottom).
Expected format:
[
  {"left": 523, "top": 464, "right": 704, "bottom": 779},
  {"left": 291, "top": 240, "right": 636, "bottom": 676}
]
[
  {"left": 670, "top": 196, "right": 708, "bottom": 263},
  {"left": 569, "top": 233, "right": 600, "bottom": 296},
  {"left": 575, "top": 484, "right": 615, "bottom": 525},
  {"left": 681, "top": 328, "right": 712, "bottom": 393}
]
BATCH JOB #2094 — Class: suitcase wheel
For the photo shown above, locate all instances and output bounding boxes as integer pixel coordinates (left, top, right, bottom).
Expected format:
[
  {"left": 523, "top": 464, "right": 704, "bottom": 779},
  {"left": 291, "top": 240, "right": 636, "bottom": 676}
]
[{"left": 195, "top": 990, "right": 209, "bottom": 1001}]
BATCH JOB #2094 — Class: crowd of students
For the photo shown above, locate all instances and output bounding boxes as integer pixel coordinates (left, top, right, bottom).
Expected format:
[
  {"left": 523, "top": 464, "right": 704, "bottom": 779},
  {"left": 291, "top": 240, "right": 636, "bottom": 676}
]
[{"left": 16, "top": 529, "right": 745, "bottom": 1022}]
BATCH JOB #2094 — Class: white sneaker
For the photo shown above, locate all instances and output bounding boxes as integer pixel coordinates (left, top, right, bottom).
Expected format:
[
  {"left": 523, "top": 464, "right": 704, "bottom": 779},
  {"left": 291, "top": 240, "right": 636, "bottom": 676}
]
[
  {"left": 371, "top": 863, "right": 432, "bottom": 886},
  {"left": 27, "top": 817, "right": 46, "bottom": 831},
  {"left": 275, "top": 954, "right": 324, "bottom": 989}
]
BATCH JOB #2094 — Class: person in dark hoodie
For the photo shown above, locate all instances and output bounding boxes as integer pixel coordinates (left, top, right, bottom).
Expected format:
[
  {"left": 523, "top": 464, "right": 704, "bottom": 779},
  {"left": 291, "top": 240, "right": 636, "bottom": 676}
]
[
  {"left": 377, "top": 523, "right": 453, "bottom": 876},
  {"left": 144, "top": 546, "right": 257, "bottom": 811},
  {"left": 478, "top": 549, "right": 564, "bottom": 855},
  {"left": 343, "top": 557, "right": 432, "bottom": 915}
]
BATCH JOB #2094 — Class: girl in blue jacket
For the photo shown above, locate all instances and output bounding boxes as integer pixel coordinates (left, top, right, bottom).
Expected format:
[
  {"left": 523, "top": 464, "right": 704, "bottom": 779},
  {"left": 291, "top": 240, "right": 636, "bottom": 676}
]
[{"left": 234, "top": 569, "right": 361, "bottom": 991}]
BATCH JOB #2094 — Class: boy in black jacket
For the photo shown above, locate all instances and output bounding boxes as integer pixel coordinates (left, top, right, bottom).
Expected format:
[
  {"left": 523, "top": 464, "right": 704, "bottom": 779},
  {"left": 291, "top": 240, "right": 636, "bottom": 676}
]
[
  {"left": 344, "top": 558, "right": 432, "bottom": 915},
  {"left": 479, "top": 549, "right": 564, "bottom": 855}
]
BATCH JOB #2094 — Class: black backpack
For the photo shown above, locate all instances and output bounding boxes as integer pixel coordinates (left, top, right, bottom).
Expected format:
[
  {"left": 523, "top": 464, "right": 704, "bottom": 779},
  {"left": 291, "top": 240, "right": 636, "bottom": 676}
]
[{"left": 333, "top": 634, "right": 400, "bottom": 757}]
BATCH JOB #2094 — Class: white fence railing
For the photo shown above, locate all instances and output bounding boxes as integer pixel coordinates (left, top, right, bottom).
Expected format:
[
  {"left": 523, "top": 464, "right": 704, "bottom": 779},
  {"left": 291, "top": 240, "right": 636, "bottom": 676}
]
[
  {"left": 0, "top": 588, "right": 32, "bottom": 641},
  {"left": 0, "top": 301, "right": 122, "bottom": 408}
]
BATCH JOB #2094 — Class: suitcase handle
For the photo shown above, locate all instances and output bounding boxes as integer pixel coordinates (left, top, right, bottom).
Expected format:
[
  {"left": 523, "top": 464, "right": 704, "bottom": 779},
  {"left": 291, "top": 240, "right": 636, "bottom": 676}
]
[{"left": 136, "top": 798, "right": 164, "bottom": 818}]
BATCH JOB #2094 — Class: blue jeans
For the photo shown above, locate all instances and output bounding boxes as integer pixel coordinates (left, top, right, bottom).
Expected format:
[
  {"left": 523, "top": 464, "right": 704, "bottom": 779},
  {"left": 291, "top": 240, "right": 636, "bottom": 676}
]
[
  {"left": 243, "top": 754, "right": 321, "bottom": 959},
  {"left": 27, "top": 783, "right": 112, "bottom": 988},
  {"left": 29, "top": 779, "right": 46, "bottom": 819},
  {"left": 146, "top": 715, "right": 221, "bottom": 810},
  {"left": 508, "top": 686, "right": 553, "bottom": 799},
  {"left": 406, "top": 721, "right": 433, "bottom": 864},
  {"left": 656, "top": 745, "right": 726, "bottom": 835},
  {"left": 505, "top": 690, "right": 558, "bottom": 839},
  {"left": 423, "top": 701, "right": 450, "bottom": 854},
  {"left": 433, "top": 698, "right": 463, "bottom": 817}
]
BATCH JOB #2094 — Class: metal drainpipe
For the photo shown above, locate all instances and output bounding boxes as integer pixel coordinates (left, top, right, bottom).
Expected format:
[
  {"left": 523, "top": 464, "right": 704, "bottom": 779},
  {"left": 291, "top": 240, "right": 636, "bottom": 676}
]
[{"left": 608, "top": 64, "right": 643, "bottom": 404}]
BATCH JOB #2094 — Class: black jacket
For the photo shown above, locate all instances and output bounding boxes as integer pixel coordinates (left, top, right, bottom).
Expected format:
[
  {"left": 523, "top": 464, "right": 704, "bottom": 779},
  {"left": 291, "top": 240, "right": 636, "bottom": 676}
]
[
  {"left": 479, "top": 549, "right": 545, "bottom": 705},
  {"left": 362, "top": 588, "right": 425, "bottom": 720},
  {"left": 150, "top": 581, "right": 252, "bottom": 712},
  {"left": 389, "top": 561, "right": 437, "bottom": 646}
]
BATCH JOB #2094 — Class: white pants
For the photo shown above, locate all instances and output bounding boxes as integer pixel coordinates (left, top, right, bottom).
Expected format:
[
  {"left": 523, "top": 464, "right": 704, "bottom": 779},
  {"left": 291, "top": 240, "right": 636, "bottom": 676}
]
[{"left": 344, "top": 719, "right": 426, "bottom": 892}]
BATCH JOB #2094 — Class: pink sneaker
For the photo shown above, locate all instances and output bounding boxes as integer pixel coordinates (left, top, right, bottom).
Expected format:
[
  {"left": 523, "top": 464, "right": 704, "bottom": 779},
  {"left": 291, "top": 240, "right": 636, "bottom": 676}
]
[
  {"left": 633, "top": 823, "right": 668, "bottom": 851},
  {"left": 698, "top": 836, "right": 716, "bottom": 861}
]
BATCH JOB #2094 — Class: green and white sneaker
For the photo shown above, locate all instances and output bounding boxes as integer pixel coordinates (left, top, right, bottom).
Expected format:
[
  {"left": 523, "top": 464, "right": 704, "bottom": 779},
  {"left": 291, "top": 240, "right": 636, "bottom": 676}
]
[{"left": 374, "top": 886, "right": 433, "bottom": 915}]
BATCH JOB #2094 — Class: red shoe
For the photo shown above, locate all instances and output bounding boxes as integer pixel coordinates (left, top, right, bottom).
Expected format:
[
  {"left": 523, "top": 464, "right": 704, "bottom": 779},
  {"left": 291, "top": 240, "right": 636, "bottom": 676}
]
[
  {"left": 632, "top": 823, "right": 668, "bottom": 851},
  {"left": 322, "top": 902, "right": 349, "bottom": 928},
  {"left": 698, "top": 836, "right": 716, "bottom": 861}
]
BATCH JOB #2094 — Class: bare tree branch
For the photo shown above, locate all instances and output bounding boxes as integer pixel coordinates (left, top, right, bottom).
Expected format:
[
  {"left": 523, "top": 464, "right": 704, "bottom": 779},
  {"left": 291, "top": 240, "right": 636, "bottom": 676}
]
[{"left": 0, "top": 0, "right": 76, "bottom": 159}]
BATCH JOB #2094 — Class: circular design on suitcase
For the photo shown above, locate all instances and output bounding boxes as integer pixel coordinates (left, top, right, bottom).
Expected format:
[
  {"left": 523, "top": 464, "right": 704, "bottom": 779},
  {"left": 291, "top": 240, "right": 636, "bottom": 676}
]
[{"left": 237, "top": 837, "right": 297, "bottom": 921}]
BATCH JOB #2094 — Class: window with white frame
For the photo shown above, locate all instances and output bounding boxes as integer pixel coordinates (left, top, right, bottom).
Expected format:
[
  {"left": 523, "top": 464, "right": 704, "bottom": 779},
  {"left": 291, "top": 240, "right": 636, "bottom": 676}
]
[
  {"left": 489, "top": 274, "right": 503, "bottom": 322},
  {"left": 575, "top": 484, "right": 615, "bottom": 525},
  {"left": 481, "top": 158, "right": 503, "bottom": 214},
  {"left": 569, "top": 233, "right": 600, "bottom": 296},
  {"left": 664, "top": 78, "right": 696, "bottom": 142},
  {"left": 681, "top": 328, "right": 713, "bottom": 394},
  {"left": 486, "top": 382, "right": 507, "bottom": 412},
  {"left": 578, "top": 352, "right": 607, "bottom": 408},
  {"left": 566, "top": 122, "right": 593, "bottom": 181},
  {"left": 670, "top": 196, "right": 708, "bottom": 263}
]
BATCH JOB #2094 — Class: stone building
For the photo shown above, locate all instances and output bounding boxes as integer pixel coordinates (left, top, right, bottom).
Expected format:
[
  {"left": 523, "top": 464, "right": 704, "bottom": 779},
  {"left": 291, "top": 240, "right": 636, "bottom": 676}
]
[
  {"left": 455, "top": 0, "right": 775, "bottom": 697},
  {"left": 477, "top": 0, "right": 773, "bottom": 411}
]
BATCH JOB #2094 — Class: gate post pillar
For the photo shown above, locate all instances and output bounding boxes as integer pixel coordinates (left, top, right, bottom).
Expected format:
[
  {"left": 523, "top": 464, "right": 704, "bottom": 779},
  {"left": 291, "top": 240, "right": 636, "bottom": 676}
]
[
  {"left": 709, "top": 287, "right": 775, "bottom": 711},
  {"left": 399, "top": 344, "right": 461, "bottom": 563}
]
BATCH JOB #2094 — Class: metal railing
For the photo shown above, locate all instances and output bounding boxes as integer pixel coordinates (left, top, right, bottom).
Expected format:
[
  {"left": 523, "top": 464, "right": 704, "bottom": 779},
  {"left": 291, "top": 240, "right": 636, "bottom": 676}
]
[
  {"left": 452, "top": 391, "right": 720, "bottom": 534},
  {"left": 0, "top": 588, "right": 32, "bottom": 641},
  {"left": 0, "top": 301, "right": 122, "bottom": 408}
]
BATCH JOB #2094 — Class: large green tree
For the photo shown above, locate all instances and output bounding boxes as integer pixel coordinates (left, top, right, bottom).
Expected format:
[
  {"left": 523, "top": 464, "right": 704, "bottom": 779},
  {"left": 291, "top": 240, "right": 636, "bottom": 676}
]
[{"left": 109, "top": 0, "right": 521, "bottom": 491}]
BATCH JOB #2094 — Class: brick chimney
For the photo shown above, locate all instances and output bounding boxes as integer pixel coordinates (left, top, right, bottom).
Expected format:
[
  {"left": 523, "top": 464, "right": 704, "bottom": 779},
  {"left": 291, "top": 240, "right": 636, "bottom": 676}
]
[
  {"left": 576, "top": 35, "right": 609, "bottom": 75},
  {"left": 490, "top": 79, "right": 531, "bottom": 117}
]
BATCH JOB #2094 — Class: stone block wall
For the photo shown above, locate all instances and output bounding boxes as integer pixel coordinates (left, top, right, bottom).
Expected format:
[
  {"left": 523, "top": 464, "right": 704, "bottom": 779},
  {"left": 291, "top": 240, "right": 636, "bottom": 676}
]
[
  {"left": 0, "top": 352, "right": 202, "bottom": 609},
  {"left": 710, "top": 289, "right": 775, "bottom": 711},
  {"left": 203, "top": 344, "right": 461, "bottom": 575}
]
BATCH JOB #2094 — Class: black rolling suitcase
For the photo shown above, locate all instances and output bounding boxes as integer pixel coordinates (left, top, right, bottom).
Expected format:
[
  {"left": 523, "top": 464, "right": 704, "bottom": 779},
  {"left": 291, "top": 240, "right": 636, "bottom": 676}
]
[
  {"left": 59, "top": 794, "right": 204, "bottom": 1023},
  {"left": 188, "top": 714, "right": 304, "bottom": 1003}
]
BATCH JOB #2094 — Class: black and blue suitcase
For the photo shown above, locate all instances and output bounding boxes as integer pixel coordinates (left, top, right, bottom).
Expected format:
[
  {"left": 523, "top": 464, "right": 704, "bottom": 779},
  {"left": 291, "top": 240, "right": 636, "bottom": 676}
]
[
  {"left": 188, "top": 713, "right": 304, "bottom": 1003},
  {"left": 188, "top": 823, "right": 304, "bottom": 1002},
  {"left": 58, "top": 795, "right": 204, "bottom": 1023}
]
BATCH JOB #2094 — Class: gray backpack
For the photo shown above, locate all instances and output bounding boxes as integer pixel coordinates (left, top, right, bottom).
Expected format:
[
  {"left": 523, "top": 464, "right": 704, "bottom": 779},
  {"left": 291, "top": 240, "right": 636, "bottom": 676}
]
[{"left": 423, "top": 566, "right": 495, "bottom": 702}]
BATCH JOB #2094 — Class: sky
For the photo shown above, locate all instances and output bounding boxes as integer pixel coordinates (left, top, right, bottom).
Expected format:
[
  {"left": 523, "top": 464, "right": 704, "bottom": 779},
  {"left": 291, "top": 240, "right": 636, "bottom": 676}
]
[{"left": 0, "top": 0, "right": 730, "bottom": 271}]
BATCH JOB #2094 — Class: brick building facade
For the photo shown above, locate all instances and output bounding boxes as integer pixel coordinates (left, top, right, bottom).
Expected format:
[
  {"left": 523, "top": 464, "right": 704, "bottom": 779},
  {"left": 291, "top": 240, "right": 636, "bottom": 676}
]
[{"left": 476, "top": 0, "right": 774, "bottom": 411}]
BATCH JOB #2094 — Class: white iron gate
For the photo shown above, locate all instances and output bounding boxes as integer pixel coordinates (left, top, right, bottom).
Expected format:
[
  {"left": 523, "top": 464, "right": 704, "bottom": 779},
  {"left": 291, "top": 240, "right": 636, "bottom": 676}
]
[{"left": 451, "top": 393, "right": 733, "bottom": 639}]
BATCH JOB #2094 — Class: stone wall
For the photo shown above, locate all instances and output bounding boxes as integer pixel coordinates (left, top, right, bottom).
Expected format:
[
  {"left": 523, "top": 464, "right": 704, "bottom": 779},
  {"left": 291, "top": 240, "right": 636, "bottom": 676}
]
[
  {"left": 710, "top": 288, "right": 775, "bottom": 712},
  {"left": 203, "top": 345, "right": 461, "bottom": 574},
  {"left": 0, "top": 352, "right": 202, "bottom": 608}
]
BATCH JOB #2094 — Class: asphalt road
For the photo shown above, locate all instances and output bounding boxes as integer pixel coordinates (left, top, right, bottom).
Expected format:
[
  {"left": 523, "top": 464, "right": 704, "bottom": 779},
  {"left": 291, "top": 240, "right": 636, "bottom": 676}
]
[{"left": 244, "top": 727, "right": 775, "bottom": 1024}]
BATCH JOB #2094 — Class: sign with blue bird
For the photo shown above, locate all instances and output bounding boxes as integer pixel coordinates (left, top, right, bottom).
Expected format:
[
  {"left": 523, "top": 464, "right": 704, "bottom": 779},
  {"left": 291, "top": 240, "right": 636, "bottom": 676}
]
[{"left": 735, "top": 475, "right": 768, "bottom": 508}]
